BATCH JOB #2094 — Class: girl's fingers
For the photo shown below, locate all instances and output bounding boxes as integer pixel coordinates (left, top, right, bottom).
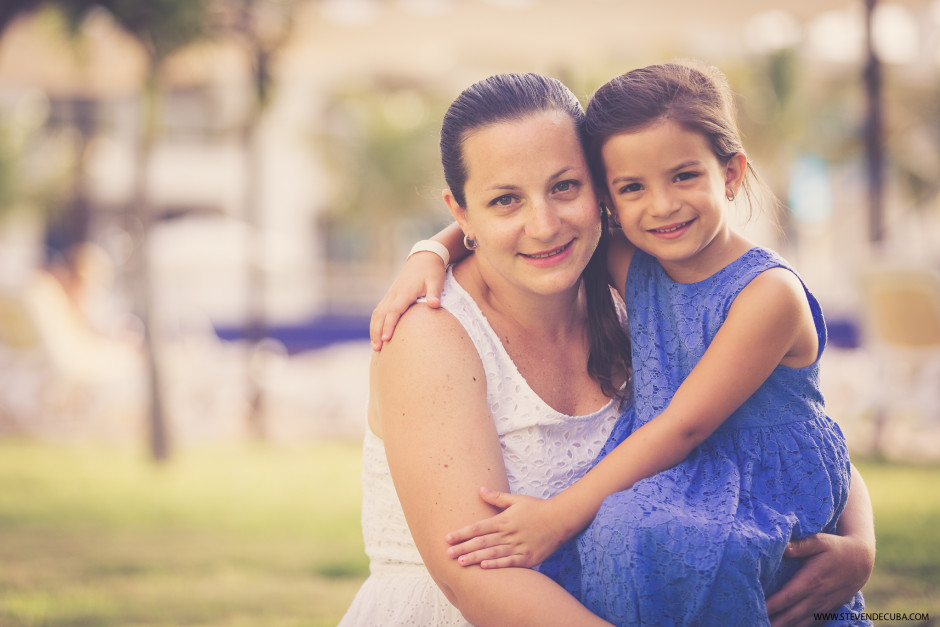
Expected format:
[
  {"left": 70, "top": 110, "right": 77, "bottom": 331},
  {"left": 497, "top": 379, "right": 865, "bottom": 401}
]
[
  {"left": 369, "top": 307, "right": 386, "bottom": 349},
  {"left": 370, "top": 293, "right": 419, "bottom": 350},
  {"left": 447, "top": 534, "right": 489, "bottom": 558},
  {"left": 445, "top": 515, "right": 502, "bottom": 545},
  {"left": 478, "top": 486, "right": 516, "bottom": 509},
  {"left": 455, "top": 544, "right": 517, "bottom": 567},
  {"left": 481, "top": 554, "right": 532, "bottom": 569},
  {"left": 425, "top": 275, "right": 445, "bottom": 308}
]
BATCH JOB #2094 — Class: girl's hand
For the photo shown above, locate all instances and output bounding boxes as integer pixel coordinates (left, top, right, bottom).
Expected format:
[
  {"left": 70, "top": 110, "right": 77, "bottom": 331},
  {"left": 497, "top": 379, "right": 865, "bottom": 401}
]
[
  {"left": 370, "top": 251, "right": 447, "bottom": 350},
  {"left": 444, "top": 488, "right": 568, "bottom": 569},
  {"left": 765, "top": 532, "right": 874, "bottom": 627}
]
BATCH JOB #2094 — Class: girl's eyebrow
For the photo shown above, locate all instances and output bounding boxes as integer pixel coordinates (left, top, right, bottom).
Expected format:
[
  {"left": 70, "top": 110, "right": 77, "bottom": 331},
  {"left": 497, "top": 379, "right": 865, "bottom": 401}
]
[
  {"left": 669, "top": 160, "right": 701, "bottom": 173},
  {"left": 610, "top": 173, "right": 638, "bottom": 186},
  {"left": 610, "top": 160, "right": 703, "bottom": 185}
]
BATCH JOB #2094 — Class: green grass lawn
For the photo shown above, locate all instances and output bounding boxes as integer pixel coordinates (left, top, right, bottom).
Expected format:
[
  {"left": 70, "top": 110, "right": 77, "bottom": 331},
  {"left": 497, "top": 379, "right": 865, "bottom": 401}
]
[
  {"left": 853, "top": 459, "right": 939, "bottom": 625},
  {"left": 0, "top": 439, "right": 368, "bottom": 627},
  {"left": 0, "top": 439, "right": 935, "bottom": 626}
]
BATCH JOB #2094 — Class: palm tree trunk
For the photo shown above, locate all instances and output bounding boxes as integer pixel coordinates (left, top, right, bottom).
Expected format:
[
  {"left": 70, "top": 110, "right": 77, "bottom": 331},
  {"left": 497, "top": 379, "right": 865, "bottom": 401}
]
[
  {"left": 132, "top": 66, "right": 169, "bottom": 462},
  {"left": 864, "top": 0, "right": 884, "bottom": 245}
]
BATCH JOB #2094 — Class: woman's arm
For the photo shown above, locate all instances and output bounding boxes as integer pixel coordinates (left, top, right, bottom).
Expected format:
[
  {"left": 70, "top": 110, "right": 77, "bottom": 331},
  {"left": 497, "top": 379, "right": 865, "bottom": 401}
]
[
  {"left": 370, "top": 221, "right": 466, "bottom": 350},
  {"left": 765, "top": 464, "right": 875, "bottom": 627},
  {"left": 373, "top": 303, "right": 610, "bottom": 626}
]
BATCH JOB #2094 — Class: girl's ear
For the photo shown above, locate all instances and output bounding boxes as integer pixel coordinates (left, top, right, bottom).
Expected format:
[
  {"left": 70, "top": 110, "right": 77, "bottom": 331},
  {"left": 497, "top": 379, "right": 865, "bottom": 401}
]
[
  {"left": 443, "top": 189, "right": 472, "bottom": 236},
  {"left": 724, "top": 152, "right": 748, "bottom": 195}
]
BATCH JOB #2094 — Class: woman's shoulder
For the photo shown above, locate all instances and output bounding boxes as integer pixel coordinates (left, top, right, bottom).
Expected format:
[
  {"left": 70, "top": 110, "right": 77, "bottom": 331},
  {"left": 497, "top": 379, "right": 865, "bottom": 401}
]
[
  {"left": 374, "top": 299, "right": 483, "bottom": 383},
  {"left": 386, "top": 301, "right": 473, "bottom": 355},
  {"left": 371, "top": 301, "right": 486, "bottom": 414}
]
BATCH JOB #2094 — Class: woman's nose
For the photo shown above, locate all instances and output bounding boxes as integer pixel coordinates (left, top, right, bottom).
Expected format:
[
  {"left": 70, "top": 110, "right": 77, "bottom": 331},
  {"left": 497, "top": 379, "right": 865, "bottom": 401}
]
[{"left": 526, "top": 198, "right": 562, "bottom": 240}]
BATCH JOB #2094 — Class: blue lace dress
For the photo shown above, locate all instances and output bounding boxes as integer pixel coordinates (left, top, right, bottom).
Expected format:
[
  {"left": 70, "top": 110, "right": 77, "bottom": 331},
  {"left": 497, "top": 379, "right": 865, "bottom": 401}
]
[{"left": 541, "top": 247, "right": 868, "bottom": 626}]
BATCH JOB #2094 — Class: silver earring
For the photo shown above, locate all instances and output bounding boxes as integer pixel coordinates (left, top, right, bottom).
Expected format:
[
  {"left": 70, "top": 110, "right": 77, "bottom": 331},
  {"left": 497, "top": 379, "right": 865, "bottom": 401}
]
[
  {"left": 463, "top": 234, "right": 478, "bottom": 250},
  {"left": 726, "top": 189, "right": 736, "bottom": 202}
]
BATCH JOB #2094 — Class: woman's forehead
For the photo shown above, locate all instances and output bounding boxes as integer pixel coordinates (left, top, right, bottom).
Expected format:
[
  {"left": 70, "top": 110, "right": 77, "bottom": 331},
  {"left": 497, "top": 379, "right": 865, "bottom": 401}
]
[{"left": 462, "top": 111, "right": 583, "bottom": 167}]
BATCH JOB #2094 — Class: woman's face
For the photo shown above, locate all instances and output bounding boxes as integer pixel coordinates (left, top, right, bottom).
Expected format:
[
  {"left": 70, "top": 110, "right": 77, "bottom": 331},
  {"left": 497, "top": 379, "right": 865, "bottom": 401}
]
[{"left": 446, "top": 110, "right": 601, "bottom": 298}]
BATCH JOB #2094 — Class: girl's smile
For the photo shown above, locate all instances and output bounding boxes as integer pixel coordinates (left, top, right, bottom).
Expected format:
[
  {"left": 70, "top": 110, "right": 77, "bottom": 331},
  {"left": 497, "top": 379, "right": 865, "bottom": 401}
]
[{"left": 648, "top": 219, "right": 695, "bottom": 238}]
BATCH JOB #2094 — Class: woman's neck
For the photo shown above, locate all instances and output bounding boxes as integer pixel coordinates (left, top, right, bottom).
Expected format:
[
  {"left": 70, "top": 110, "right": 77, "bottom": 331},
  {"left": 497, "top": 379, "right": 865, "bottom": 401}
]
[
  {"left": 455, "top": 257, "right": 587, "bottom": 342},
  {"left": 453, "top": 257, "right": 613, "bottom": 416}
]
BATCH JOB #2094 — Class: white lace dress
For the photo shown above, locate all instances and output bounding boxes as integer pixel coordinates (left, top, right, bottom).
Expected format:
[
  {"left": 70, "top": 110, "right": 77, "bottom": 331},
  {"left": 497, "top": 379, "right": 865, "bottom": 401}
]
[{"left": 339, "top": 268, "right": 623, "bottom": 626}]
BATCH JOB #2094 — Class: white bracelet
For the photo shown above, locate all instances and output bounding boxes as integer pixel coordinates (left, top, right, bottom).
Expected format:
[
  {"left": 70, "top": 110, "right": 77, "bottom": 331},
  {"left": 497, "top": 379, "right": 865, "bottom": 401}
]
[{"left": 408, "top": 239, "right": 450, "bottom": 266}]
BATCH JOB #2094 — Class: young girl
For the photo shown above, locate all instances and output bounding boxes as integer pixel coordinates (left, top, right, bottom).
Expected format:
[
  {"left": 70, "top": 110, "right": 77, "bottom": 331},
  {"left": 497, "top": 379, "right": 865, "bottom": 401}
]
[{"left": 375, "top": 61, "right": 870, "bottom": 625}]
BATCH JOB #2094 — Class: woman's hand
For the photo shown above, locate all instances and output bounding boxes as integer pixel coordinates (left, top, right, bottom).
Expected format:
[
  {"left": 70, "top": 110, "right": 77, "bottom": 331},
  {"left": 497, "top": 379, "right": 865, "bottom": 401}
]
[
  {"left": 370, "top": 251, "right": 447, "bottom": 350},
  {"left": 445, "top": 488, "right": 570, "bottom": 569},
  {"left": 765, "top": 531, "right": 874, "bottom": 627}
]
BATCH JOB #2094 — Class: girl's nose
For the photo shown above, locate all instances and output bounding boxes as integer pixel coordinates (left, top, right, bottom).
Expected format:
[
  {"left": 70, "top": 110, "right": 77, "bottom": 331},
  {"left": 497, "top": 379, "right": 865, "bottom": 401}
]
[{"left": 648, "top": 187, "right": 681, "bottom": 218}]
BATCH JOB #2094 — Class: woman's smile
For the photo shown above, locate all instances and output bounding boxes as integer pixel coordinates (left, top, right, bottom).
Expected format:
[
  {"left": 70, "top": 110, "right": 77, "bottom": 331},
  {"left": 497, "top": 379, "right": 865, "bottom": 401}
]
[{"left": 519, "top": 240, "right": 575, "bottom": 266}]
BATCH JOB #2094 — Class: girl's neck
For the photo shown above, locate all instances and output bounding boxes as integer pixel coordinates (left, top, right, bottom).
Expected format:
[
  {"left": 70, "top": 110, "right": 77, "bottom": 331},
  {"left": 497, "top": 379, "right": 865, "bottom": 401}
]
[{"left": 657, "top": 230, "right": 754, "bottom": 284}]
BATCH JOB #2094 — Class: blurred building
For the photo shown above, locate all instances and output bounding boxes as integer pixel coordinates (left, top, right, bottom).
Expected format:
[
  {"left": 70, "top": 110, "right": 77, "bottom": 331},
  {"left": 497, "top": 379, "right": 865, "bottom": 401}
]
[
  {"left": 0, "top": 1, "right": 938, "bottom": 324},
  {"left": 0, "top": 0, "right": 938, "bottom": 449}
]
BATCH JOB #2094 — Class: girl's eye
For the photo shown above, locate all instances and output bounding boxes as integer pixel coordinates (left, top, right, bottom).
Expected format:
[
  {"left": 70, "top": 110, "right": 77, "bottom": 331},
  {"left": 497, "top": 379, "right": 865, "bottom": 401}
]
[
  {"left": 553, "top": 179, "right": 580, "bottom": 194},
  {"left": 674, "top": 171, "right": 699, "bottom": 183},
  {"left": 618, "top": 182, "right": 642, "bottom": 194}
]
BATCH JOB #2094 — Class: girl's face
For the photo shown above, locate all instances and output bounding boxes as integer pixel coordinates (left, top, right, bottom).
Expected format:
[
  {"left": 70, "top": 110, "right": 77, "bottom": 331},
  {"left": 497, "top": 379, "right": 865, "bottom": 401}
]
[
  {"left": 445, "top": 110, "right": 601, "bottom": 298},
  {"left": 601, "top": 120, "right": 746, "bottom": 283}
]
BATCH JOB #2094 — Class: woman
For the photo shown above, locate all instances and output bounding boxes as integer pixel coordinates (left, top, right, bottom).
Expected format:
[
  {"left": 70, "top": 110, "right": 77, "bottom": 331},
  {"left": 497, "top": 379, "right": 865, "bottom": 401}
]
[
  {"left": 342, "top": 72, "right": 627, "bottom": 626},
  {"left": 342, "top": 73, "right": 874, "bottom": 626}
]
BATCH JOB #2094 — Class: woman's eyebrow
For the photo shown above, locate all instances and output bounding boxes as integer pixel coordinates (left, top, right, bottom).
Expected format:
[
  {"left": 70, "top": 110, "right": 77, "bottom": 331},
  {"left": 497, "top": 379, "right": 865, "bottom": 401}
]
[
  {"left": 485, "top": 166, "right": 580, "bottom": 192},
  {"left": 549, "top": 166, "right": 575, "bottom": 181}
]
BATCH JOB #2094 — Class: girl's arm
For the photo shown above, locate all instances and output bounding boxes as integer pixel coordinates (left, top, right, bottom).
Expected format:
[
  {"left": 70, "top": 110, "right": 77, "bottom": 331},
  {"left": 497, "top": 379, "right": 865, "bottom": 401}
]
[
  {"left": 371, "top": 216, "right": 636, "bottom": 352},
  {"left": 765, "top": 464, "right": 875, "bottom": 627},
  {"left": 447, "top": 267, "right": 815, "bottom": 567},
  {"left": 375, "top": 303, "right": 611, "bottom": 626},
  {"left": 564, "top": 267, "right": 812, "bottom": 519},
  {"left": 370, "top": 221, "right": 466, "bottom": 350},
  {"left": 372, "top": 219, "right": 637, "bottom": 352}
]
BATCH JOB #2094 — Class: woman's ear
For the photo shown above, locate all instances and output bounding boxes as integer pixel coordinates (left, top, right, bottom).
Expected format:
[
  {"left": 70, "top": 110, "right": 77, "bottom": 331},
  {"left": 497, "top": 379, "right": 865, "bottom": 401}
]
[
  {"left": 600, "top": 196, "right": 621, "bottom": 229},
  {"left": 443, "top": 189, "right": 471, "bottom": 236},
  {"left": 724, "top": 152, "right": 747, "bottom": 194}
]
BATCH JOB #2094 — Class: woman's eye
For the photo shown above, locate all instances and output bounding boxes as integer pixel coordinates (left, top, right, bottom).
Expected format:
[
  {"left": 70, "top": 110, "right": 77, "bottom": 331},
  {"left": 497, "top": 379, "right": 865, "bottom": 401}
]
[
  {"left": 491, "top": 194, "right": 516, "bottom": 207},
  {"left": 553, "top": 180, "right": 579, "bottom": 194}
]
